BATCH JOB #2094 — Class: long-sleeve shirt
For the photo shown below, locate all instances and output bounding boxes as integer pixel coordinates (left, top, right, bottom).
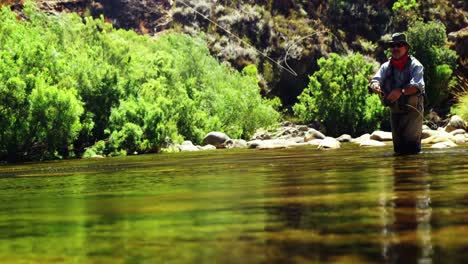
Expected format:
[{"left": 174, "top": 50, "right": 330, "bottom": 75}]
[{"left": 371, "top": 57, "right": 425, "bottom": 95}]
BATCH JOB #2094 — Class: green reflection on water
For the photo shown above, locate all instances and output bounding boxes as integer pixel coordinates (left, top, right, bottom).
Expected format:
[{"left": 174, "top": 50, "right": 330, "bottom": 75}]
[{"left": 1, "top": 145, "right": 468, "bottom": 263}]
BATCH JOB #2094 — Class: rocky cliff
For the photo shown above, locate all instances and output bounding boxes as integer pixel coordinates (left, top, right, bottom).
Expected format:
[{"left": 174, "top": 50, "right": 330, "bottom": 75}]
[{"left": 3, "top": 0, "right": 468, "bottom": 107}]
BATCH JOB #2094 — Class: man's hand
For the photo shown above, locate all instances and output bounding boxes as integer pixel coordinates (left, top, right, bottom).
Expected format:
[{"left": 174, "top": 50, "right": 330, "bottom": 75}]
[
  {"left": 368, "top": 82, "right": 382, "bottom": 94},
  {"left": 386, "top": 89, "right": 403, "bottom": 103}
]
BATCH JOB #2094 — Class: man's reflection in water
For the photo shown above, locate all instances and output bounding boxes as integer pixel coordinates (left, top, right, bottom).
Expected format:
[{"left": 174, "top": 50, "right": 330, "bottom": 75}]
[{"left": 381, "top": 156, "right": 433, "bottom": 264}]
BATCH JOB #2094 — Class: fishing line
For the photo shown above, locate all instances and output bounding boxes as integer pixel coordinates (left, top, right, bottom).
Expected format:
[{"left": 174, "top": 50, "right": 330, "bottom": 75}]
[{"left": 176, "top": 0, "right": 331, "bottom": 77}]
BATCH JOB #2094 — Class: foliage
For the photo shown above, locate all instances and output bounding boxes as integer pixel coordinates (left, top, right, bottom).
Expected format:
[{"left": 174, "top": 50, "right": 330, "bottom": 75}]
[
  {"left": 293, "top": 53, "right": 385, "bottom": 137},
  {"left": 406, "top": 20, "right": 458, "bottom": 109},
  {"left": 0, "top": 2, "right": 279, "bottom": 161},
  {"left": 392, "top": 0, "right": 419, "bottom": 12},
  {"left": 452, "top": 93, "right": 468, "bottom": 122}
]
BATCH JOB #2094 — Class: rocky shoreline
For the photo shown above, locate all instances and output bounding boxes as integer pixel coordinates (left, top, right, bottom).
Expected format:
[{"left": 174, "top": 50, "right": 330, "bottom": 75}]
[{"left": 173, "top": 115, "right": 468, "bottom": 153}]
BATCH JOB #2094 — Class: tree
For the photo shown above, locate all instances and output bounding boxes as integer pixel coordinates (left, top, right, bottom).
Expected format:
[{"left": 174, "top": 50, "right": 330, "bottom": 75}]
[{"left": 293, "top": 53, "right": 385, "bottom": 137}]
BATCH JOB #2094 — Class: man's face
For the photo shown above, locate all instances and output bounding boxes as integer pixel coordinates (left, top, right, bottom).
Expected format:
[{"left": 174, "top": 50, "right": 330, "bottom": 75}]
[{"left": 390, "top": 42, "right": 409, "bottom": 59}]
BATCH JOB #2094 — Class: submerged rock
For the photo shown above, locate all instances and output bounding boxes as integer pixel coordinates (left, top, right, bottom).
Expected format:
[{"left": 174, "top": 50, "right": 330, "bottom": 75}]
[
  {"left": 431, "top": 141, "right": 457, "bottom": 149},
  {"left": 359, "top": 139, "right": 386, "bottom": 147},
  {"left": 370, "top": 131, "right": 393, "bottom": 141}
]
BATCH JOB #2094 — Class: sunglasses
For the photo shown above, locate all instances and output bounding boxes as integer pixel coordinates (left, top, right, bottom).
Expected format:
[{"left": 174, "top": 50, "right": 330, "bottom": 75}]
[{"left": 390, "top": 43, "right": 405, "bottom": 48}]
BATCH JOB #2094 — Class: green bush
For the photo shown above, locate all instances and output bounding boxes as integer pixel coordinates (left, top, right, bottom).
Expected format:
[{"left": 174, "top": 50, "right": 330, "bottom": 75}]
[
  {"left": 0, "top": 2, "right": 279, "bottom": 161},
  {"left": 406, "top": 21, "right": 458, "bottom": 109},
  {"left": 452, "top": 93, "right": 468, "bottom": 121},
  {"left": 293, "top": 53, "right": 385, "bottom": 137}
]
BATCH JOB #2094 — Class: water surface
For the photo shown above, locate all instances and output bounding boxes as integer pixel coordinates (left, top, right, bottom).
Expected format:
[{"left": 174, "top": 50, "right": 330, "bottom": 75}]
[{"left": 1, "top": 145, "right": 468, "bottom": 263}]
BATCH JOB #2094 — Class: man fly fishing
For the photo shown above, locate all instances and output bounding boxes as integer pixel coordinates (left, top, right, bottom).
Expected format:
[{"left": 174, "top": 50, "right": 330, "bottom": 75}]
[{"left": 369, "top": 33, "right": 425, "bottom": 155}]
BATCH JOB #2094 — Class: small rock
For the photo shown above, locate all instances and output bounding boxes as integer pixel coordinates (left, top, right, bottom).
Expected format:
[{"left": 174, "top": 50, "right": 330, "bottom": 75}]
[
  {"left": 422, "top": 132, "right": 456, "bottom": 144},
  {"left": 318, "top": 137, "right": 341, "bottom": 150},
  {"left": 248, "top": 139, "right": 293, "bottom": 150},
  {"left": 450, "top": 129, "right": 466, "bottom": 136},
  {"left": 370, "top": 131, "right": 393, "bottom": 141},
  {"left": 289, "top": 137, "right": 305, "bottom": 144},
  {"left": 422, "top": 129, "right": 438, "bottom": 139},
  {"left": 359, "top": 139, "right": 386, "bottom": 147},
  {"left": 203, "top": 132, "right": 231, "bottom": 148},
  {"left": 200, "top": 144, "right": 217, "bottom": 151},
  {"left": 336, "top": 134, "right": 352, "bottom": 143},
  {"left": 297, "top": 125, "right": 309, "bottom": 132},
  {"left": 308, "top": 139, "right": 324, "bottom": 146},
  {"left": 431, "top": 141, "right": 457, "bottom": 149},
  {"left": 422, "top": 125, "right": 431, "bottom": 130},
  {"left": 179, "top": 141, "right": 200, "bottom": 152},
  {"left": 251, "top": 129, "right": 272, "bottom": 140},
  {"left": 454, "top": 134, "right": 466, "bottom": 144},
  {"left": 228, "top": 139, "right": 248, "bottom": 149},
  {"left": 280, "top": 121, "right": 294, "bottom": 127}
]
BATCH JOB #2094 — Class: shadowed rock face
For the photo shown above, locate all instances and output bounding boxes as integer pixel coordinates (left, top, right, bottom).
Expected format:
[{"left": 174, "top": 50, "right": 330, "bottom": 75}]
[{"left": 90, "top": 0, "right": 172, "bottom": 33}]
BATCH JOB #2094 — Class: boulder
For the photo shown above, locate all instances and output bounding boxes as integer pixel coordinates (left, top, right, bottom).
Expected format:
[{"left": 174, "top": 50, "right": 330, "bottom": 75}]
[
  {"left": 304, "top": 128, "right": 326, "bottom": 141},
  {"left": 179, "top": 141, "right": 200, "bottom": 152},
  {"left": 336, "top": 134, "right": 352, "bottom": 143},
  {"left": 351, "top": 133, "right": 371, "bottom": 144},
  {"left": 202, "top": 131, "right": 231, "bottom": 148},
  {"left": 318, "top": 137, "right": 341, "bottom": 150},
  {"left": 370, "top": 131, "right": 393, "bottom": 141},
  {"left": 445, "top": 115, "right": 467, "bottom": 132},
  {"left": 359, "top": 139, "right": 386, "bottom": 147},
  {"left": 431, "top": 141, "right": 457, "bottom": 149}
]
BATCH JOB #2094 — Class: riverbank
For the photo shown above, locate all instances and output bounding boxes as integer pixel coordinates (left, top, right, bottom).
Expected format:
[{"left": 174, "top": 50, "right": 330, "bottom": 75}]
[{"left": 102, "top": 115, "right": 467, "bottom": 158}]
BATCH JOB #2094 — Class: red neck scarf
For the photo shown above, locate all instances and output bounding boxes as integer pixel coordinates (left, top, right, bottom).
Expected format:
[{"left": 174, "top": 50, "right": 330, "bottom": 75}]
[{"left": 390, "top": 53, "right": 409, "bottom": 71}]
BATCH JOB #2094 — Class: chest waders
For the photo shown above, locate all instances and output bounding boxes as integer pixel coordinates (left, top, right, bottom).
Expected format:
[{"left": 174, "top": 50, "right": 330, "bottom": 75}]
[{"left": 383, "top": 57, "right": 424, "bottom": 155}]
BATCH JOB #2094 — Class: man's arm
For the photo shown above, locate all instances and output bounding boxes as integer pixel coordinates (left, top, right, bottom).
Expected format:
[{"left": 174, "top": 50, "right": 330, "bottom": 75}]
[
  {"left": 404, "top": 63, "right": 425, "bottom": 95},
  {"left": 369, "top": 64, "right": 387, "bottom": 94}
]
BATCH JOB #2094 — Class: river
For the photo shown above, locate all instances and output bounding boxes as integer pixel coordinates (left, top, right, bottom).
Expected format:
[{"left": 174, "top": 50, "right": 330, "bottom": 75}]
[{"left": 0, "top": 145, "right": 467, "bottom": 263}]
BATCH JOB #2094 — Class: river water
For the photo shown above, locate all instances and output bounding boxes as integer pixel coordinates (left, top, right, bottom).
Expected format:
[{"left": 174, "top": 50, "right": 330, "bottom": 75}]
[{"left": 0, "top": 145, "right": 467, "bottom": 263}]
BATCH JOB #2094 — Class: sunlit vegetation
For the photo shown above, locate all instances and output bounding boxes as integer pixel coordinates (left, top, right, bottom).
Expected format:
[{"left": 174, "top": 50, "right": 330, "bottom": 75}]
[{"left": 0, "top": 2, "right": 280, "bottom": 161}]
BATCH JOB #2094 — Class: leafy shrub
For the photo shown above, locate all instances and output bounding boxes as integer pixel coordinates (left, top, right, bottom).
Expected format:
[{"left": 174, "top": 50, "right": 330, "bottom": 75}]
[
  {"left": 293, "top": 53, "right": 385, "bottom": 137},
  {"left": 452, "top": 93, "right": 468, "bottom": 121},
  {"left": 0, "top": 2, "right": 279, "bottom": 161},
  {"left": 406, "top": 21, "right": 458, "bottom": 109}
]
